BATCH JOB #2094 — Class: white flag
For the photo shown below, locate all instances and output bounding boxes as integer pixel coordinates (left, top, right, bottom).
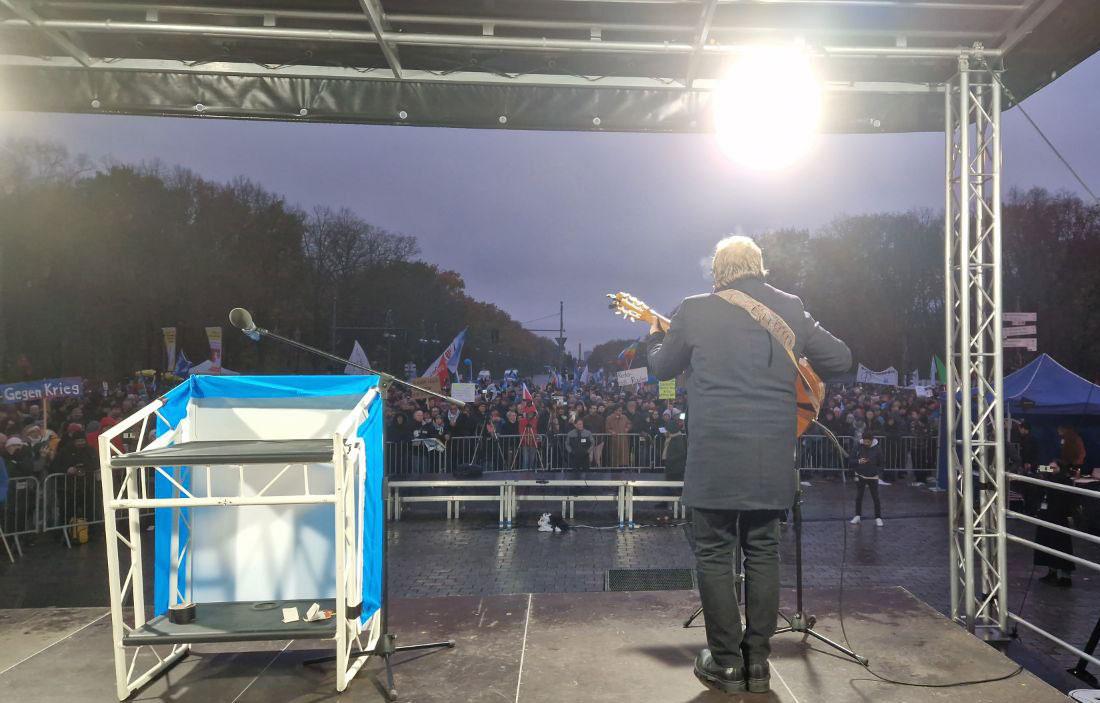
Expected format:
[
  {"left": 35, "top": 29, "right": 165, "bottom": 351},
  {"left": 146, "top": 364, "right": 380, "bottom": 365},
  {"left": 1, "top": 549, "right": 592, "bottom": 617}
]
[{"left": 345, "top": 340, "right": 371, "bottom": 375}]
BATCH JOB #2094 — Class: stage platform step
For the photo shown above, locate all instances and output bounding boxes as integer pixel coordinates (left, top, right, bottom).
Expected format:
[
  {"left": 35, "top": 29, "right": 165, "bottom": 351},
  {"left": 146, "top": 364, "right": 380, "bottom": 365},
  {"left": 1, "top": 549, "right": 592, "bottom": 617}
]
[
  {"left": 120, "top": 599, "right": 338, "bottom": 646},
  {"left": 0, "top": 587, "right": 1066, "bottom": 702}
]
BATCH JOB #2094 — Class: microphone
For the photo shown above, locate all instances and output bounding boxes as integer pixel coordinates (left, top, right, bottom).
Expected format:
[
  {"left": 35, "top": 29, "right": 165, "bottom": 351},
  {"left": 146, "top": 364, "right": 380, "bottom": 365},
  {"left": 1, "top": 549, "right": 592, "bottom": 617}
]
[
  {"left": 229, "top": 307, "right": 261, "bottom": 341},
  {"left": 225, "top": 306, "right": 465, "bottom": 405}
]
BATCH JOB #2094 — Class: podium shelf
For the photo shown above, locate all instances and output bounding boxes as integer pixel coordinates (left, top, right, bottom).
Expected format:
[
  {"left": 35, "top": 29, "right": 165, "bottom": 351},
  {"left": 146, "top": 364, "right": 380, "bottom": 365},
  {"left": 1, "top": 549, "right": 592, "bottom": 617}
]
[
  {"left": 109, "top": 439, "right": 336, "bottom": 468},
  {"left": 121, "top": 599, "right": 338, "bottom": 645}
]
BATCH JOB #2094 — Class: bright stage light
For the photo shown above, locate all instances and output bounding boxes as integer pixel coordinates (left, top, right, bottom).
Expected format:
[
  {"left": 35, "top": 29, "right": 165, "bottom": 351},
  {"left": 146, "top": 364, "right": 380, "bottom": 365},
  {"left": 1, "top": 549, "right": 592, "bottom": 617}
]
[{"left": 712, "top": 47, "right": 823, "bottom": 170}]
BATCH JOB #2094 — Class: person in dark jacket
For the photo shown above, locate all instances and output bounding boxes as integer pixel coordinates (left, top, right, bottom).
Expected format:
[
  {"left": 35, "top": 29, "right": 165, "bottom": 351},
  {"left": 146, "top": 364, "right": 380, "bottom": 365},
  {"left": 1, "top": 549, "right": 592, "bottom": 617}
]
[
  {"left": 849, "top": 435, "right": 884, "bottom": 526},
  {"left": 1034, "top": 458, "right": 1076, "bottom": 587},
  {"left": 565, "top": 419, "right": 593, "bottom": 471},
  {"left": 647, "top": 236, "right": 851, "bottom": 695}
]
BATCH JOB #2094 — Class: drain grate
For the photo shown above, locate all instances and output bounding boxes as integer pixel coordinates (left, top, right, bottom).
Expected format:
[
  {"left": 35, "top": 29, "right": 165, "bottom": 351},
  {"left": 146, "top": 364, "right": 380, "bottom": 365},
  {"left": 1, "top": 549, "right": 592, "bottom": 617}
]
[{"left": 605, "top": 568, "right": 695, "bottom": 592}]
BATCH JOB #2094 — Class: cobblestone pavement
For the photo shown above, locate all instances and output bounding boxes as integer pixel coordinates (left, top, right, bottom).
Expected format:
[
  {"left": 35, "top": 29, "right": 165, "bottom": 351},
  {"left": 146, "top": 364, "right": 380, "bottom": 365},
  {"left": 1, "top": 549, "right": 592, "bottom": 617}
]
[{"left": 2, "top": 478, "right": 1096, "bottom": 689}]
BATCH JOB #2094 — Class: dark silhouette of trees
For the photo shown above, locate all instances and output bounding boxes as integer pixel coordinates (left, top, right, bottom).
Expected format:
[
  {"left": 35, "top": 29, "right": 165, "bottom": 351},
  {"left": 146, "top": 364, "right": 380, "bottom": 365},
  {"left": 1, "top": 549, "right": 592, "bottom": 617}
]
[{"left": 0, "top": 139, "right": 557, "bottom": 380}]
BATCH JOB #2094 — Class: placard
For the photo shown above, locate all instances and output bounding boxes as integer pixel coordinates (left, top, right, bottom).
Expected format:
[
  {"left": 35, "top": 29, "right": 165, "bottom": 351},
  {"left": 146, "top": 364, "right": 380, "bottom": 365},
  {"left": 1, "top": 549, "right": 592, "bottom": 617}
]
[
  {"left": 617, "top": 367, "right": 650, "bottom": 386},
  {"left": 451, "top": 383, "right": 477, "bottom": 403},
  {"left": 0, "top": 377, "right": 83, "bottom": 404},
  {"left": 409, "top": 375, "right": 443, "bottom": 400},
  {"left": 658, "top": 379, "right": 677, "bottom": 399}
]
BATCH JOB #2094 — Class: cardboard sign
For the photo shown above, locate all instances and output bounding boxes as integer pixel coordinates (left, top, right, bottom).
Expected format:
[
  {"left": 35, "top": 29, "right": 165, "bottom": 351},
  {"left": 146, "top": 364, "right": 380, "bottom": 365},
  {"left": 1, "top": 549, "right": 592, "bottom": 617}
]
[
  {"left": 658, "top": 379, "right": 676, "bottom": 400},
  {"left": 617, "top": 367, "right": 650, "bottom": 386},
  {"left": 409, "top": 376, "right": 443, "bottom": 400},
  {"left": 451, "top": 383, "right": 477, "bottom": 403}
]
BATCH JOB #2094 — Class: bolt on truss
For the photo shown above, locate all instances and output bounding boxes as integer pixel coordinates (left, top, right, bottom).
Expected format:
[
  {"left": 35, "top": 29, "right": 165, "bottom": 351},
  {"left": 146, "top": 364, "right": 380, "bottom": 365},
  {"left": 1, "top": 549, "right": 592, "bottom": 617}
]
[{"left": 944, "top": 56, "right": 1007, "bottom": 637}]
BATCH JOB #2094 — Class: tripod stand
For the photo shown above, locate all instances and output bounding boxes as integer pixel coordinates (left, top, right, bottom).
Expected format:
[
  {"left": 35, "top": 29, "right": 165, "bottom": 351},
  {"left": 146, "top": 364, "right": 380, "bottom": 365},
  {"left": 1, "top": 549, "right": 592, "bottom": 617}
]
[
  {"left": 509, "top": 419, "right": 546, "bottom": 470},
  {"left": 774, "top": 479, "right": 867, "bottom": 665},
  {"left": 681, "top": 477, "right": 868, "bottom": 667},
  {"left": 303, "top": 492, "right": 455, "bottom": 700}
]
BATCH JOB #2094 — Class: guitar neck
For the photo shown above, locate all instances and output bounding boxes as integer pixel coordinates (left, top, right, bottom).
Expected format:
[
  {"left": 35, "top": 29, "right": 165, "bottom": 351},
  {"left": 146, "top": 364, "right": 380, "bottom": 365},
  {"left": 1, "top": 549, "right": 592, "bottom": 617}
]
[{"left": 649, "top": 310, "right": 671, "bottom": 327}]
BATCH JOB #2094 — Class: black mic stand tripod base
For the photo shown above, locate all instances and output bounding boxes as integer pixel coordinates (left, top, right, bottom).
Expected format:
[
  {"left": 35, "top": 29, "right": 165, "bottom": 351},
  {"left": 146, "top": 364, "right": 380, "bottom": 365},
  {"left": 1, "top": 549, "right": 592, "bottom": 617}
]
[{"left": 773, "top": 484, "right": 868, "bottom": 666}]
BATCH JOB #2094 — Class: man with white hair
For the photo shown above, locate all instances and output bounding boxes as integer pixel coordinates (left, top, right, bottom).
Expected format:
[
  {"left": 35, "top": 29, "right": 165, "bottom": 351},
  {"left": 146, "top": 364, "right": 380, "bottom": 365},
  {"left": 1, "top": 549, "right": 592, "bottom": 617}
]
[{"left": 648, "top": 235, "right": 851, "bottom": 695}]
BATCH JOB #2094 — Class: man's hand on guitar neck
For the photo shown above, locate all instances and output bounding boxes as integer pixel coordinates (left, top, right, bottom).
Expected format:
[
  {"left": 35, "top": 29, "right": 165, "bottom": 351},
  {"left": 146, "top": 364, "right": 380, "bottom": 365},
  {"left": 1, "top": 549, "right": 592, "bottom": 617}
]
[{"left": 649, "top": 317, "right": 667, "bottom": 335}]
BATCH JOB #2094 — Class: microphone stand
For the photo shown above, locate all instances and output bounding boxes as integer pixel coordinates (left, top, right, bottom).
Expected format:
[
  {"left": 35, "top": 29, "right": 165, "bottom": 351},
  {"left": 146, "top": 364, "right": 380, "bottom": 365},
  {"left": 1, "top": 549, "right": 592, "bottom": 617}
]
[
  {"left": 240, "top": 323, "right": 465, "bottom": 406},
  {"left": 234, "top": 317, "right": 458, "bottom": 700}
]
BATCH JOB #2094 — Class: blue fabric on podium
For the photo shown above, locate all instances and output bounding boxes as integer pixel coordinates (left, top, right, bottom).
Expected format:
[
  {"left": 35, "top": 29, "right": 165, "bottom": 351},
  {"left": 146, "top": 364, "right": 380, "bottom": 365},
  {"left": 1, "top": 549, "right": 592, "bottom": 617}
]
[{"left": 152, "top": 375, "right": 383, "bottom": 622}]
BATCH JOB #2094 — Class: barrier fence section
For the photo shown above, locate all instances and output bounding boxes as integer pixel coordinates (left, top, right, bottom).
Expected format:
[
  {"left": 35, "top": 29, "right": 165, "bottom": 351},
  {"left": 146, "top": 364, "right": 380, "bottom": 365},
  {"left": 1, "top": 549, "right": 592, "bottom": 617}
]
[
  {"left": 1, "top": 476, "right": 41, "bottom": 556},
  {"left": 1004, "top": 471, "right": 1100, "bottom": 668},
  {"left": 381, "top": 432, "right": 939, "bottom": 476},
  {"left": 798, "top": 434, "right": 939, "bottom": 476}
]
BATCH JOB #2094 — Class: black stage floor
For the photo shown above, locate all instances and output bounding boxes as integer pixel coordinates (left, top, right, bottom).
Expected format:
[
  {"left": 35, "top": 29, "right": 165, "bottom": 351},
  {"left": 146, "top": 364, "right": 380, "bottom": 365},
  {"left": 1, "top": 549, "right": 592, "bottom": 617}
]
[{"left": 0, "top": 587, "right": 1064, "bottom": 702}]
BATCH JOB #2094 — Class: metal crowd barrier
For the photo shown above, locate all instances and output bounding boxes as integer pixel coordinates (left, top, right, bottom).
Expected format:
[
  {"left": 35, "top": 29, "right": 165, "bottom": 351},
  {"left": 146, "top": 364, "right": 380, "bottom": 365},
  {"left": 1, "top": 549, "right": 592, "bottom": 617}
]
[
  {"left": 797, "top": 434, "right": 938, "bottom": 476},
  {"left": 1003, "top": 471, "right": 1100, "bottom": 669},
  {"left": 1, "top": 476, "right": 41, "bottom": 557},
  {"left": 41, "top": 470, "right": 106, "bottom": 546},
  {"left": 384, "top": 432, "right": 939, "bottom": 476}
]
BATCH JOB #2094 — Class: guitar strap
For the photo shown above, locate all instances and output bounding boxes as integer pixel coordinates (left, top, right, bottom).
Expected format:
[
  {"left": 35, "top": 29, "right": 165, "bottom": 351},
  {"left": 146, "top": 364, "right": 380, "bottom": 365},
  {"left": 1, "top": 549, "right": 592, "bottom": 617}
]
[{"left": 713, "top": 289, "right": 822, "bottom": 415}]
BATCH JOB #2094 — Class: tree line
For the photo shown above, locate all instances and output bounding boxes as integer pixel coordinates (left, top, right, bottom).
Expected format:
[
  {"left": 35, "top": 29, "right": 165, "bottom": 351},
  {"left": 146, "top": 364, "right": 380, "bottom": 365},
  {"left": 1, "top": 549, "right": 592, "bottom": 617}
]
[
  {"left": 757, "top": 189, "right": 1100, "bottom": 380},
  {"left": 2, "top": 138, "right": 1096, "bottom": 384},
  {"left": 0, "top": 139, "right": 559, "bottom": 381}
]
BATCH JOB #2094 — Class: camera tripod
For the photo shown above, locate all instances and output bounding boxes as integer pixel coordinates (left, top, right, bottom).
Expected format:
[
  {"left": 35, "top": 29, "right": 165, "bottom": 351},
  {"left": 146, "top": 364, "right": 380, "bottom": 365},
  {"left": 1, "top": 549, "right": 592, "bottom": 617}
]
[{"left": 682, "top": 475, "right": 868, "bottom": 667}]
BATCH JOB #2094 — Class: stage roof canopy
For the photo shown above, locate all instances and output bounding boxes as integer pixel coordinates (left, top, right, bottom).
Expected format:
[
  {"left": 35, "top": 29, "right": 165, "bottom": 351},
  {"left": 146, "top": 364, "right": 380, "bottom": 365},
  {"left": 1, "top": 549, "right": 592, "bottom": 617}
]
[{"left": 1, "top": 0, "right": 1098, "bottom": 132}]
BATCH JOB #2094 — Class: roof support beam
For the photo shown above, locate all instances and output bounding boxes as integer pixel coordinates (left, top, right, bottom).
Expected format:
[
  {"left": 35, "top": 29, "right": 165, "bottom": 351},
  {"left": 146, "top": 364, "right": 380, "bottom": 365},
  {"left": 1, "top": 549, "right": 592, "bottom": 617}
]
[
  {"left": 997, "top": 0, "right": 1065, "bottom": 55},
  {"left": 685, "top": 0, "right": 719, "bottom": 88},
  {"left": 356, "top": 0, "right": 402, "bottom": 79},
  {"left": 0, "top": 0, "right": 93, "bottom": 66},
  {"left": 0, "top": 18, "right": 1000, "bottom": 60}
]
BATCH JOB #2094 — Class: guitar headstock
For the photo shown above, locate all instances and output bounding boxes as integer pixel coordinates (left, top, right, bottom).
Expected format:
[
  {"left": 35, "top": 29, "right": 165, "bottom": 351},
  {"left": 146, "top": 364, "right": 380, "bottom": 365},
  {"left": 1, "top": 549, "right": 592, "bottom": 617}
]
[{"left": 607, "top": 291, "right": 656, "bottom": 325}]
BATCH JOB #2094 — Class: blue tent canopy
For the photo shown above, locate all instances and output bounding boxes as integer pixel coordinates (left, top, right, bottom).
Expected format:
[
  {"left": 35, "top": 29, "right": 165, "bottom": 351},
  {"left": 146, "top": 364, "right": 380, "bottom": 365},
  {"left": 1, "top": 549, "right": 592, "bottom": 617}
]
[{"left": 1004, "top": 354, "right": 1100, "bottom": 415}]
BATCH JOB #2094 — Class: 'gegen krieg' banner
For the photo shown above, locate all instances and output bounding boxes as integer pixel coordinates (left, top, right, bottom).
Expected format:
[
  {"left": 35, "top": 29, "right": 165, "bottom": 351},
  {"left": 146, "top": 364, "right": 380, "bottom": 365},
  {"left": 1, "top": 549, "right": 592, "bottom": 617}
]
[{"left": 1, "top": 377, "right": 84, "bottom": 404}]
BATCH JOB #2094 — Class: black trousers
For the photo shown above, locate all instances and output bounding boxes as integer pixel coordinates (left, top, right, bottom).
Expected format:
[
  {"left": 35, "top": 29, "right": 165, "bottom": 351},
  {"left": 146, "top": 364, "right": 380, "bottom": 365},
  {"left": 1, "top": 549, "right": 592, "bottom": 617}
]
[
  {"left": 692, "top": 508, "right": 781, "bottom": 668},
  {"left": 854, "top": 477, "right": 882, "bottom": 518}
]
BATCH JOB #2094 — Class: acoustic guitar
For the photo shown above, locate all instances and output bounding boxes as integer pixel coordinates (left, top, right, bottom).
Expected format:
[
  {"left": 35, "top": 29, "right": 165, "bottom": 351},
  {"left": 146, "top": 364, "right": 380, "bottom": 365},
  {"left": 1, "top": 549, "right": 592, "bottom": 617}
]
[{"left": 607, "top": 291, "right": 825, "bottom": 437}]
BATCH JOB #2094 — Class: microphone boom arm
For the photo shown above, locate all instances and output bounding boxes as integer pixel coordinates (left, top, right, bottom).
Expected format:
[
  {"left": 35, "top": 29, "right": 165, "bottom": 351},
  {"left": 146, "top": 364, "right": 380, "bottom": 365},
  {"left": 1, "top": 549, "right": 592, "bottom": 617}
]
[{"left": 235, "top": 317, "right": 465, "bottom": 406}]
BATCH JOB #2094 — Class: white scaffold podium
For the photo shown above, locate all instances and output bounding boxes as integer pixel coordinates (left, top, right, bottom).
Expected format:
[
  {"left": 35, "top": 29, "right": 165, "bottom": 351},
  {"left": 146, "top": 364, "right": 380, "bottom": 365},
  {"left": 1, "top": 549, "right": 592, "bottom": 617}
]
[{"left": 98, "top": 375, "right": 385, "bottom": 700}]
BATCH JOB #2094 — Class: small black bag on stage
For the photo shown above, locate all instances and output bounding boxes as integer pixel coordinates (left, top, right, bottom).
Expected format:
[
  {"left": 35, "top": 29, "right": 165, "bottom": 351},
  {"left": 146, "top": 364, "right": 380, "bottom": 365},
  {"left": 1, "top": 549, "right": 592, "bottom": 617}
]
[{"left": 453, "top": 463, "right": 484, "bottom": 479}]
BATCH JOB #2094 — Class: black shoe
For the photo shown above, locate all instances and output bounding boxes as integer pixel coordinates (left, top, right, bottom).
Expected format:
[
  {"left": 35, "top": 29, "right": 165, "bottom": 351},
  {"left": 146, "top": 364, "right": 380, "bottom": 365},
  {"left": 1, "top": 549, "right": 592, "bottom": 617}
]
[
  {"left": 1057, "top": 576, "right": 1073, "bottom": 588},
  {"left": 693, "top": 649, "right": 746, "bottom": 694},
  {"left": 746, "top": 660, "right": 771, "bottom": 693},
  {"left": 1039, "top": 571, "right": 1059, "bottom": 584}
]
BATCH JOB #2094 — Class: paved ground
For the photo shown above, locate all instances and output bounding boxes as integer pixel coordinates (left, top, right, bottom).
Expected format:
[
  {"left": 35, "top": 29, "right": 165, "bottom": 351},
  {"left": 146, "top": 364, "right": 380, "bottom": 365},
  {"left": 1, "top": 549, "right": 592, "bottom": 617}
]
[{"left": 2, "top": 478, "right": 1097, "bottom": 693}]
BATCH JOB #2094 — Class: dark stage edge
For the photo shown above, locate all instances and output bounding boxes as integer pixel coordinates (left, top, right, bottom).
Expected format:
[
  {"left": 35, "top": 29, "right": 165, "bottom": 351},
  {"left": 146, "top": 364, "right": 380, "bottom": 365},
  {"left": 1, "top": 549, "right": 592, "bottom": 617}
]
[{"left": 0, "top": 588, "right": 1064, "bottom": 702}]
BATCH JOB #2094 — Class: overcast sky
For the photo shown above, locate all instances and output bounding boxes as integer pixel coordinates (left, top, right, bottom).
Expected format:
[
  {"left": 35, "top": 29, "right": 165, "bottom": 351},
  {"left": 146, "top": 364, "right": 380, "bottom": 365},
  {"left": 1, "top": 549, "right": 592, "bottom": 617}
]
[{"left": 2, "top": 53, "right": 1098, "bottom": 356}]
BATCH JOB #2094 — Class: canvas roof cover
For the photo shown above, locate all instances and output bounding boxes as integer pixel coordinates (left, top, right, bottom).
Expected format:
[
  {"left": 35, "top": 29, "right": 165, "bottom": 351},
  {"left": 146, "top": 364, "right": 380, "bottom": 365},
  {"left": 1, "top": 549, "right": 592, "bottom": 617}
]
[{"left": 1, "top": 0, "right": 1098, "bottom": 133}]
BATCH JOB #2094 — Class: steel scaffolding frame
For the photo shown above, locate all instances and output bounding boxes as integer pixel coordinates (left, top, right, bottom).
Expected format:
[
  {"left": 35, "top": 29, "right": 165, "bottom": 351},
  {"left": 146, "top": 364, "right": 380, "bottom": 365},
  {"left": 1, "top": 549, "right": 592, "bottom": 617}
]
[{"left": 944, "top": 55, "right": 1007, "bottom": 637}]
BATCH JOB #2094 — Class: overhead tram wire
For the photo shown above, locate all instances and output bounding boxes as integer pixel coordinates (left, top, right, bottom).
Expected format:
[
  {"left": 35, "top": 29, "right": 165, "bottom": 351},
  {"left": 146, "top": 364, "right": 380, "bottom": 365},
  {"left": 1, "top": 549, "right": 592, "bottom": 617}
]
[{"left": 981, "top": 57, "right": 1099, "bottom": 204}]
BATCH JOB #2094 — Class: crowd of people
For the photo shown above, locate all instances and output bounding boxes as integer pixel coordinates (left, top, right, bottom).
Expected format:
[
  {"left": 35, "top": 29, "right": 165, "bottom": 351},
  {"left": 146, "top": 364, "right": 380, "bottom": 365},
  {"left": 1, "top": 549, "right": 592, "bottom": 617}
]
[
  {"left": 0, "top": 371, "right": 946, "bottom": 534},
  {"left": 382, "top": 378, "right": 689, "bottom": 474},
  {"left": 379, "top": 378, "right": 943, "bottom": 477},
  {"left": 0, "top": 376, "right": 157, "bottom": 535}
]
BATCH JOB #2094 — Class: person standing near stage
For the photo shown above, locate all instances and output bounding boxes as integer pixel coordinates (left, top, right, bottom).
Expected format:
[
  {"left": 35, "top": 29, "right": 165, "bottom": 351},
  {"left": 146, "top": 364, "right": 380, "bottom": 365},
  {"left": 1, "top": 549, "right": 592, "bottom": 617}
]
[
  {"left": 849, "top": 434, "right": 884, "bottom": 526},
  {"left": 648, "top": 236, "right": 851, "bottom": 695}
]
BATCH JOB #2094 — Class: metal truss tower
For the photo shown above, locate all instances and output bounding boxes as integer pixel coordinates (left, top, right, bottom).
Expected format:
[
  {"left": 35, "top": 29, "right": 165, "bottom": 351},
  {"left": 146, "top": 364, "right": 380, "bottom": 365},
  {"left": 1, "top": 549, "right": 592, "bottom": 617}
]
[{"left": 945, "top": 56, "right": 1008, "bottom": 637}]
